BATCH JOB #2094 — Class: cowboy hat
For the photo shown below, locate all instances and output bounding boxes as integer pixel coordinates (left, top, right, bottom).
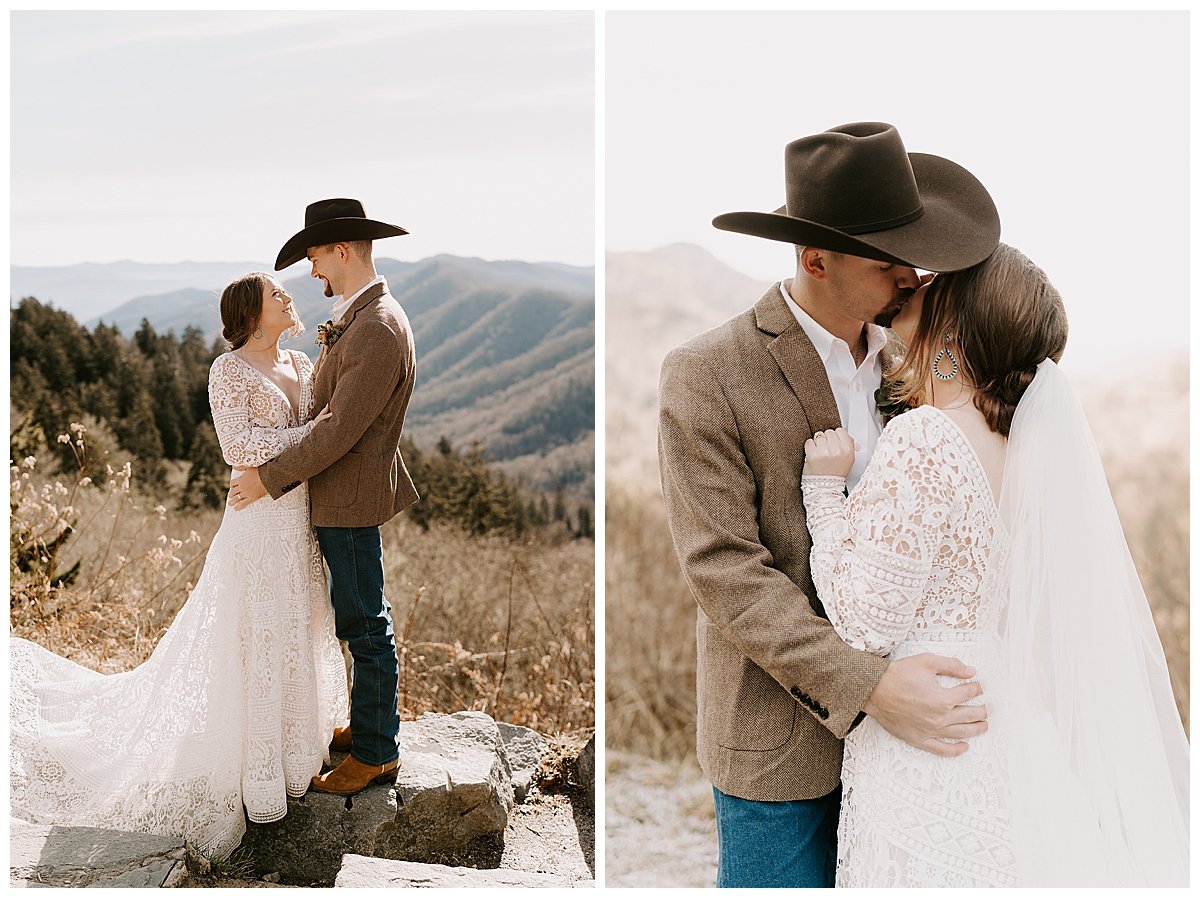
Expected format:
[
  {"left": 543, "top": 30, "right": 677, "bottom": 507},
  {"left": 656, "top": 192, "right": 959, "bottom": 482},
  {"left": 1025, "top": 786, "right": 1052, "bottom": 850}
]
[
  {"left": 275, "top": 198, "right": 408, "bottom": 271},
  {"left": 713, "top": 122, "right": 999, "bottom": 272}
]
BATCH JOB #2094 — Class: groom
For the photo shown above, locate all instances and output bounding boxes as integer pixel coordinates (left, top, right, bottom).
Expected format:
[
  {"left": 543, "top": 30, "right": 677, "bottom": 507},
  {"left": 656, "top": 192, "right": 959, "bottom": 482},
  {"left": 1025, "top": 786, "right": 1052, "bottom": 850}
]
[
  {"left": 229, "top": 197, "right": 418, "bottom": 795},
  {"left": 658, "top": 123, "right": 1001, "bottom": 887}
]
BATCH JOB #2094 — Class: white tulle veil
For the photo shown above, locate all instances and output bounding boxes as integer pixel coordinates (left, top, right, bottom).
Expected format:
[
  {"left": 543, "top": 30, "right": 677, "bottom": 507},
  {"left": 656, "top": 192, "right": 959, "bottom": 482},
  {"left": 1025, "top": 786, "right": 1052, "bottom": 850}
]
[{"left": 997, "top": 358, "right": 1189, "bottom": 886}]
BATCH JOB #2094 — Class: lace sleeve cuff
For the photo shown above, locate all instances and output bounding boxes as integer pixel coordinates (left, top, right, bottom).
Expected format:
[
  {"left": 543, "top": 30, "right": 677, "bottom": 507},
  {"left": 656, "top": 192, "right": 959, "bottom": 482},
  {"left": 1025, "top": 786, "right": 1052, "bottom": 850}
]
[{"left": 802, "top": 475, "right": 849, "bottom": 545}]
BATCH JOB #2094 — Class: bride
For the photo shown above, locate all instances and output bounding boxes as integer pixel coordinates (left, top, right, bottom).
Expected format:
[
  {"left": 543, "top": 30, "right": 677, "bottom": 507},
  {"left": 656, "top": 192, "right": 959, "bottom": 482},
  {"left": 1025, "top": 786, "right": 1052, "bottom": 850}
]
[
  {"left": 11, "top": 272, "right": 348, "bottom": 859},
  {"left": 801, "top": 243, "right": 1188, "bottom": 887}
]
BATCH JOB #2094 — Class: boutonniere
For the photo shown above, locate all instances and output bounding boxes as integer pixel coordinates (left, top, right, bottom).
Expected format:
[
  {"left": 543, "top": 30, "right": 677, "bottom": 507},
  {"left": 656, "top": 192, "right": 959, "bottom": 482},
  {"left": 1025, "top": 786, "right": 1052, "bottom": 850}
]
[
  {"left": 315, "top": 319, "right": 347, "bottom": 349},
  {"left": 875, "top": 379, "right": 915, "bottom": 424}
]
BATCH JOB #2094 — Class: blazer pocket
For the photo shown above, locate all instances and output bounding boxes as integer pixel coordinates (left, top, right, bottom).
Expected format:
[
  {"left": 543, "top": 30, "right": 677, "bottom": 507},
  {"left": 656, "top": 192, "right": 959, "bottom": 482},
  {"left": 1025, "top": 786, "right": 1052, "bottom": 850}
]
[
  {"left": 315, "top": 450, "right": 362, "bottom": 508},
  {"left": 706, "top": 639, "right": 798, "bottom": 753}
]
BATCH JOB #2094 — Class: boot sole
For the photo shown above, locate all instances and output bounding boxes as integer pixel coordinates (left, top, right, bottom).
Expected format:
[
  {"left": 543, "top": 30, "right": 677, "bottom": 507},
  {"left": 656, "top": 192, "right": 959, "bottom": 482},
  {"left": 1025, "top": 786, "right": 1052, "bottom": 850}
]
[{"left": 309, "top": 764, "right": 401, "bottom": 796}]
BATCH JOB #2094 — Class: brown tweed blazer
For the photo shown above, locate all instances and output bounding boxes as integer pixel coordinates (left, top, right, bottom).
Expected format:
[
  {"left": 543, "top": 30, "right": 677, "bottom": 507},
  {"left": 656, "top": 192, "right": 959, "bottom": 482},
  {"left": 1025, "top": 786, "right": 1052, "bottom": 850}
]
[
  {"left": 658, "top": 283, "right": 892, "bottom": 801},
  {"left": 260, "top": 281, "right": 419, "bottom": 528}
]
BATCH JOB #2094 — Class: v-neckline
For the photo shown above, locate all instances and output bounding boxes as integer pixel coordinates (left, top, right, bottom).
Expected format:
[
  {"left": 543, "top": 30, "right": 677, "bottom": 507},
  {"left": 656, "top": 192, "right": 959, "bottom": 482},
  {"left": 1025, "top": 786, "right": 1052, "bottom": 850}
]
[
  {"left": 231, "top": 350, "right": 302, "bottom": 426},
  {"left": 924, "top": 405, "right": 1004, "bottom": 518}
]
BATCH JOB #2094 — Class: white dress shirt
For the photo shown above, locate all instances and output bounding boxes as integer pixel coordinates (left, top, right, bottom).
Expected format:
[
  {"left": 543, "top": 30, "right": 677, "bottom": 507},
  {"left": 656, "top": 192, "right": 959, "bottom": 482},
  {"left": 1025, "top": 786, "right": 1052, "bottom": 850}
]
[
  {"left": 332, "top": 274, "right": 387, "bottom": 322},
  {"left": 780, "top": 279, "right": 887, "bottom": 491}
]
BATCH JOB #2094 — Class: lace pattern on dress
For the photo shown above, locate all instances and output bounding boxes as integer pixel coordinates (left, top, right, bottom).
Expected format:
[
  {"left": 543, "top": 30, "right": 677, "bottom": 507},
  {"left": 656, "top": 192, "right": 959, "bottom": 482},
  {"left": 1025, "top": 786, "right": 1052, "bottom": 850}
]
[
  {"left": 803, "top": 406, "right": 1016, "bottom": 887},
  {"left": 11, "top": 348, "right": 347, "bottom": 859}
]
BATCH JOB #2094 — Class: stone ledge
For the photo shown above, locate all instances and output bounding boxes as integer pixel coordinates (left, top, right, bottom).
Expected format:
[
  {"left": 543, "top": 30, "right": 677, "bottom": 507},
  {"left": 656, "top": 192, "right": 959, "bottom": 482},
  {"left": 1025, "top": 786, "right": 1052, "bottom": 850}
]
[
  {"left": 10, "top": 818, "right": 185, "bottom": 888},
  {"left": 334, "top": 855, "right": 592, "bottom": 888},
  {"left": 241, "top": 711, "right": 516, "bottom": 884}
]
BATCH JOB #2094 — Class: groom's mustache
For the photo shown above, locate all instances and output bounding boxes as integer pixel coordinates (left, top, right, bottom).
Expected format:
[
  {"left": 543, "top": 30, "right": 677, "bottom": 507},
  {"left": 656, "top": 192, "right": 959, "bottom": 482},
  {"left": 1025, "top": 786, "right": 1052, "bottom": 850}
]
[{"left": 874, "top": 287, "right": 917, "bottom": 328}]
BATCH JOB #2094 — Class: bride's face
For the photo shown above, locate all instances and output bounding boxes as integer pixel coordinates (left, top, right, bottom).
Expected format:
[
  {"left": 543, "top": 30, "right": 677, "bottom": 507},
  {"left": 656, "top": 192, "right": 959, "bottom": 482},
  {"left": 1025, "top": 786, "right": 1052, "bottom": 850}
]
[
  {"left": 890, "top": 280, "right": 928, "bottom": 346},
  {"left": 257, "top": 278, "right": 298, "bottom": 335}
]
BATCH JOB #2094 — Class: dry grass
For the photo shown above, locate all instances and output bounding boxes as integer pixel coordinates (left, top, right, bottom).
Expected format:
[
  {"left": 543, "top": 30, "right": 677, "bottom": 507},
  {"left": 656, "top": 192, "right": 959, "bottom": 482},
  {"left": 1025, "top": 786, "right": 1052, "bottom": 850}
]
[
  {"left": 604, "top": 486, "right": 697, "bottom": 761},
  {"left": 11, "top": 439, "right": 594, "bottom": 740}
]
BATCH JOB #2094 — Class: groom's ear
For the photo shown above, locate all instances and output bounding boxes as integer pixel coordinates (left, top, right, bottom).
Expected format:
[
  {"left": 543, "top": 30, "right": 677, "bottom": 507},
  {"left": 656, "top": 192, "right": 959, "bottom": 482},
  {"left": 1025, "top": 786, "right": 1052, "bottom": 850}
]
[{"left": 799, "top": 246, "right": 830, "bottom": 281}]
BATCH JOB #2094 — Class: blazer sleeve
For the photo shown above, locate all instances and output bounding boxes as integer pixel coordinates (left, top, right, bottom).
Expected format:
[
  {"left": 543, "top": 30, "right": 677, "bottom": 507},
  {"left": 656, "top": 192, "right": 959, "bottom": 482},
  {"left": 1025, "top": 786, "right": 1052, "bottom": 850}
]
[
  {"left": 803, "top": 412, "right": 953, "bottom": 655},
  {"left": 657, "top": 345, "right": 888, "bottom": 739},
  {"left": 258, "top": 319, "right": 406, "bottom": 498},
  {"left": 208, "top": 355, "right": 316, "bottom": 468}
]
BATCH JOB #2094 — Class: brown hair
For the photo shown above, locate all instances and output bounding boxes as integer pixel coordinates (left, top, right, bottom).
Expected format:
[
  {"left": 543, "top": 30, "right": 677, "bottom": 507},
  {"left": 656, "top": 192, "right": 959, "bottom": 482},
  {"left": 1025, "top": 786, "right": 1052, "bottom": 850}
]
[
  {"left": 888, "top": 243, "right": 1068, "bottom": 436},
  {"left": 219, "top": 272, "right": 272, "bottom": 350}
]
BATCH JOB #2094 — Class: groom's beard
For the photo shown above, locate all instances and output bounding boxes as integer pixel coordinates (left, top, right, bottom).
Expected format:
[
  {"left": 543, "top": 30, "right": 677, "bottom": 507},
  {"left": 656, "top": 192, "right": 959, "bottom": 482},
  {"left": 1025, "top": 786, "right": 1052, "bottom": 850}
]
[
  {"left": 320, "top": 277, "right": 334, "bottom": 298},
  {"left": 874, "top": 288, "right": 916, "bottom": 328}
]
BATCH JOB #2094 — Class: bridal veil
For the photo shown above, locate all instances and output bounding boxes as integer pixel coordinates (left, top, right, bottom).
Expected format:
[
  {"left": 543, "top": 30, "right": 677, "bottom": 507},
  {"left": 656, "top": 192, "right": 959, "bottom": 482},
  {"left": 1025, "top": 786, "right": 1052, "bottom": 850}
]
[{"left": 997, "top": 359, "right": 1189, "bottom": 886}]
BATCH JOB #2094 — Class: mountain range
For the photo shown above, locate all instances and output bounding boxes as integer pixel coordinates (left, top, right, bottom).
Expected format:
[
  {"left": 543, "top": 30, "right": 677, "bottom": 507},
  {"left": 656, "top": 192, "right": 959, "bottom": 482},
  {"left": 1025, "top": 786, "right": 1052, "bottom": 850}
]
[{"left": 11, "top": 255, "right": 595, "bottom": 496}]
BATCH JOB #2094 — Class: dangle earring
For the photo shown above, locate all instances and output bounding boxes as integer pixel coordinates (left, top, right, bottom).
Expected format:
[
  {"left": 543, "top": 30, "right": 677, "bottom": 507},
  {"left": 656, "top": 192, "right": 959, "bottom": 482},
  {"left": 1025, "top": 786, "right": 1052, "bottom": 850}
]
[
  {"left": 932, "top": 333, "right": 959, "bottom": 381},
  {"left": 252, "top": 327, "right": 264, "bottom": 341}
]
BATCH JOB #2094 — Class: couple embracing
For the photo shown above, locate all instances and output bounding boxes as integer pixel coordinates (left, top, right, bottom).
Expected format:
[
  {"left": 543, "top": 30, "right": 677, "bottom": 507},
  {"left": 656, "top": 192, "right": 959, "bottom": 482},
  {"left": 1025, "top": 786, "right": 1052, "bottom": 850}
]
[
  {"left": 12, "top": 199, "right": 415, "bottom": 858},
  {"left": 658, "top": 122, "right": 1188, "bottom": 887}
]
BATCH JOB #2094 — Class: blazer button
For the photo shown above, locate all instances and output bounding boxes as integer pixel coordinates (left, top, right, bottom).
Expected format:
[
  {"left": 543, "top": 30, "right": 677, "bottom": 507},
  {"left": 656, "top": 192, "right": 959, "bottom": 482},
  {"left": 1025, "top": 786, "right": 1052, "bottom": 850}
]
[
  {"left": 790, "top": 686, "right": 803, "bottom": 700},
  {"left": 819, "top": 708, "right": 830, "bottom": 720}
]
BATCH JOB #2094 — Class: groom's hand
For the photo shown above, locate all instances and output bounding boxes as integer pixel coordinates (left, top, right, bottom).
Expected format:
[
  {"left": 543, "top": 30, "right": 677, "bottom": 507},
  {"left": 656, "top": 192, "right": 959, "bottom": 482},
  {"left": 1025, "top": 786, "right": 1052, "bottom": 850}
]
[
  {"left": 228, "top": 466, "right": 267, "bottom": 510},
  {"left": 862, "top": 653, "right": 986, "bottom": 757}
]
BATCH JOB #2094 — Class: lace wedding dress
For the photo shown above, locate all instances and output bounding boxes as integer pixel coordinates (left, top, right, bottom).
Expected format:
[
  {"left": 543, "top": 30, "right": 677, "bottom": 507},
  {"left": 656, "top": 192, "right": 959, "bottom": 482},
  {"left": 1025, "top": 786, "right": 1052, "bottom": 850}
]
[
  {"left": 803, "top": 406, "right": 1017, "bottom": 887},
  {"left": 803, "top": 376, "right": 1188, "bottom": 888},
  {"left": 11, "top": 349, "right": 348, "bottom": 859}
]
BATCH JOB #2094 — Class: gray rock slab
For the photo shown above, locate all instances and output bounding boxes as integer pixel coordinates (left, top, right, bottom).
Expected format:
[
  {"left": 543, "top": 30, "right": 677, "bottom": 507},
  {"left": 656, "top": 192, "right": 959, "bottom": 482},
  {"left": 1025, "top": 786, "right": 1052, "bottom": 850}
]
[
  {"left": 240, "top": 711, "right": 514, "bottom": 885},
  {"left": 10, "top": 818, "right": 184, "bottom": 888},
  {"left": 575, "top": 734, "right": 595, "bottom": 799},
  {"left": 497, "top": 722, "right": 549, "bottom": 803},
  {"left": 334, "top": 855, "right": 578, "bottom": 888},
  {"left": 499, "top": 792, "right": 594, "bottom": 882}
]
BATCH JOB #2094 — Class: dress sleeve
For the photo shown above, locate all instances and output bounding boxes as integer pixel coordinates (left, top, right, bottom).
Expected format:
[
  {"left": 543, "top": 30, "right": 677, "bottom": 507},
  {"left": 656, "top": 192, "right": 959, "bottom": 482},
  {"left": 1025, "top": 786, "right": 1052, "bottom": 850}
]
[
  {"left": 802, "top": 411, "right": 953, "bottom": 655},
  {"left": 208, "top": 354, "right": 316, "bottom": 468}
]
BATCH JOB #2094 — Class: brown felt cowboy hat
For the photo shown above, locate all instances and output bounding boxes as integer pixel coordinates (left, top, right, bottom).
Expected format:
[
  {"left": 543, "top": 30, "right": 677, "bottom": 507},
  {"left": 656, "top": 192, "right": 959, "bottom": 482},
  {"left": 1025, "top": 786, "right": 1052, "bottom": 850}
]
[
  {"left": 713, "top": 122, "right": 1000, "bottom": 272},
  {"left": 275, "top": 198, "right": 408, "bottom": 271}
]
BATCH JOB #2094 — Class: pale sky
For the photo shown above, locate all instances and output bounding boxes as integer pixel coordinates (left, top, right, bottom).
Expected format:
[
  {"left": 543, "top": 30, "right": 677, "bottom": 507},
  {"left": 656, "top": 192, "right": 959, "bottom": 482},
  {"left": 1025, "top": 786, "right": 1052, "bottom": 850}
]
[
  {"left": 607, "top": 11, "right": 1190, "bottom": 375},
  {"left": 11, "top": 11, "right": 594, "bottom": 269}
]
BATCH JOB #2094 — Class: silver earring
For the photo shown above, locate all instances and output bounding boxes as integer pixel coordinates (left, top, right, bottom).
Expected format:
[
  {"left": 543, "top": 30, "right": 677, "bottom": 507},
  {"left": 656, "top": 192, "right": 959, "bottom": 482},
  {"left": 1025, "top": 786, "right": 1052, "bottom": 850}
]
[
  {"left": 933, "top": 333, "right": 959, "bottom": 381},
  {"left": 252, "top": 327, "right": 264, "bottom": 341}
]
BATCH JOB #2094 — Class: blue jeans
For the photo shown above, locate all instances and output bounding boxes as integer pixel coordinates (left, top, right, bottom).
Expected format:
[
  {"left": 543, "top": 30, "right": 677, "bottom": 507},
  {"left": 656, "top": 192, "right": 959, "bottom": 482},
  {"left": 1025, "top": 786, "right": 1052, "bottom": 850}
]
[
  {"left": 712, "top": 784, "right": 841, "bottom": 888},
  {"left": 315, "top": 525, "right": 400, "bottom": 767}
]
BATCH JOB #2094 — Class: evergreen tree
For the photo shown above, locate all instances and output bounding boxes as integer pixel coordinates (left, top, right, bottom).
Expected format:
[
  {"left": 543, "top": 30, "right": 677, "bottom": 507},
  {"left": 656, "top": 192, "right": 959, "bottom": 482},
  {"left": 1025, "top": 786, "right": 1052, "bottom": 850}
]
[
  {"left": 576, "top": 504, "right": 593, "bottom": 540},
  {"left": 180, "top": 423, "right": 229, "bottom": 510}
]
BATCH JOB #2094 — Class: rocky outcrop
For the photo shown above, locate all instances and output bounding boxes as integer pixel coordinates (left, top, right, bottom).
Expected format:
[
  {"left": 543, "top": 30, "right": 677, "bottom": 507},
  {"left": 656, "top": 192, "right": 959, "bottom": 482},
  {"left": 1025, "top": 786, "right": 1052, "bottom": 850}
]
[
  {"left": 241, "top": 711, "right": 515, "bottom": 884},
  {"left": 10, "top": 818, "right": 186, "bottom": 888},
  {"left": 498, "top": 722, "right": 549, "bottom": 803},
  {"left": 9, "top": 713, "right": 593, "bottom": 889},
  {"left": 334, "top": 855, "right": 591, "bottom": 888},
  {"left": 574, "top": 734, "right": 595, "bottom": 800}
]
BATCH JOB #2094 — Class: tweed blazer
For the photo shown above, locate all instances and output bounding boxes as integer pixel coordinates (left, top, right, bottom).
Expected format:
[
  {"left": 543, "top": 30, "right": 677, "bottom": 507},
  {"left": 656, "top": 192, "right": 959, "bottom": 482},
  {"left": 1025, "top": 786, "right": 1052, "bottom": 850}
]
[
  {"left": 658, "top": 284, "right": 894, "bottom": 802},
  {"left": 260, "top": 281, "right": 419, "bottom": 528}
]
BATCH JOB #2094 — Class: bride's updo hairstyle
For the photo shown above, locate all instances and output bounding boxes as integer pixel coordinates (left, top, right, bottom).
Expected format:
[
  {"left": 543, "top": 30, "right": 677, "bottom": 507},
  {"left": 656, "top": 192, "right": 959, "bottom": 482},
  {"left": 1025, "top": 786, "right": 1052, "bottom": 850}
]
[
  {"left": 219, "top": 272, "right": 304, "bottom": 350},
  {"left": 890, "top": 243, "right": 1068, "bottom": 436}
]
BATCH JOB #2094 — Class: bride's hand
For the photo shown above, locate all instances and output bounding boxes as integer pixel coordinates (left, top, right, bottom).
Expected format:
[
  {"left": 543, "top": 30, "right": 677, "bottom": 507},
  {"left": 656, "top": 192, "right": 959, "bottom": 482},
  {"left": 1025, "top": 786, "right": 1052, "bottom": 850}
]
[
  {"left": 313, "top": 404, "right": 333, "bottom": 424},
  {"left": 803, "top": 428, "right": 856, "bottom": 478}
]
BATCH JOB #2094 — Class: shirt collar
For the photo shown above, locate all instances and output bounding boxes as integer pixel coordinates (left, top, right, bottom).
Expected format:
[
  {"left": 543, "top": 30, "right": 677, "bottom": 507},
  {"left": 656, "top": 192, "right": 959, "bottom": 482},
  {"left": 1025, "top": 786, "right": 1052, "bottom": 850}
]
[
  {"left": 780, "top": 279, "right": 888, "bottom": 366},
  {"left": 332, "top": 274, "right": 386, "bottom": 322}
]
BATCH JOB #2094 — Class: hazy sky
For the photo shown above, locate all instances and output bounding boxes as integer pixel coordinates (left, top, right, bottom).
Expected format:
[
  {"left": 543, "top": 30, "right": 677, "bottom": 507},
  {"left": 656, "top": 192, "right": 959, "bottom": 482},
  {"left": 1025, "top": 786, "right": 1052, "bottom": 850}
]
[
  {"left": 607, "top": 11, "right": 1189, "bottom": 374},
  {"left": 11, "top": 11, "right": 594, "bottom": 270}
]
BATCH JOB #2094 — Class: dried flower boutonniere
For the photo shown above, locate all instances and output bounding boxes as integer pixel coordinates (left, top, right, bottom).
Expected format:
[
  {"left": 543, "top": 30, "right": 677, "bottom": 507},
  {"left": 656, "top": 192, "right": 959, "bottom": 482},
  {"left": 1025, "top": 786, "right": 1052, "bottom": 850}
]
[
  {"left": 315, "top": 319, "right": 347, "bottom": 350},
  {"left": 875, "top": 379, "right": 915, "bottom": 425}
]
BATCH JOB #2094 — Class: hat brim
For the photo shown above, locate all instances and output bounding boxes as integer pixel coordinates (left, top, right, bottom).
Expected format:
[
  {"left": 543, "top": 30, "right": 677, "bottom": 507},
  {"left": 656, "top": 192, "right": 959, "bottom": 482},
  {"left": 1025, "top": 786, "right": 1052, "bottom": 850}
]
[
  {"left": 275, "top": 218, "right": 409, "bottom": 271},
  {"left": 712, "top": 153, "right": 1000, "bottom": 272}
]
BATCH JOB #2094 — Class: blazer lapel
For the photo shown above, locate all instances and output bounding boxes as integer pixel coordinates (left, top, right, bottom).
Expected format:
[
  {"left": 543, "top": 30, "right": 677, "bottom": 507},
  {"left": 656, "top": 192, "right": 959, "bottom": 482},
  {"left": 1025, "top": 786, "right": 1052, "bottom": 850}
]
[
  {"left": 755, "top": 285, "right": 842, "bottom": 434},
  {"left": 343, "top": 281, "right": 387, "bottom": 326},
  {"left": 315, "top": 281, "right": 387, "bottom": 379}
]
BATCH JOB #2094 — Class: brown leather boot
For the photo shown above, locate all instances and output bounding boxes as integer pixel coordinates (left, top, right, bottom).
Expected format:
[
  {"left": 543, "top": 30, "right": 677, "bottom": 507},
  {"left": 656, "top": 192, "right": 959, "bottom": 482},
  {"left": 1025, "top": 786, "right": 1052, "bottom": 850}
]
[
  {"left": 309, "top": 755, "right": 400, "bottom": 796},
  {"left": 329, "top": 724, "right": 352, "bottom": 753}
]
